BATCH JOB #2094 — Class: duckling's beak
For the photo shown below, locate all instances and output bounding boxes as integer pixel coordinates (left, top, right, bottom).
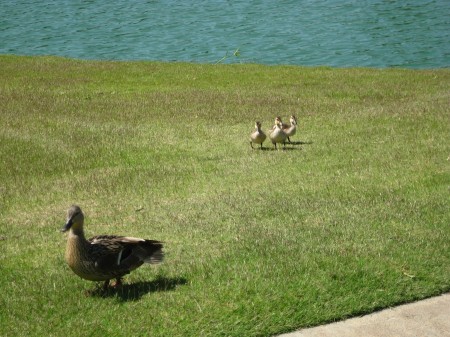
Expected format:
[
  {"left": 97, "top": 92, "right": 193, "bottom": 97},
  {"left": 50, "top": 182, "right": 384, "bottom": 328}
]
[{"left": 61, "top": 218, "right": 73, "bottom": 232}]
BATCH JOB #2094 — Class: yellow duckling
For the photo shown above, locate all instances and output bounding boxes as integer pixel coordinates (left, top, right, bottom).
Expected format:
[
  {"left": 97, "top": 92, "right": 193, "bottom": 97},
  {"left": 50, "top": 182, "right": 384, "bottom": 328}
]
[
  {"left": 270, "top": 116, "right": 286, "bottom": 131},
  {"left": 284, "top": 115, "right": 297, "bottom": 143},
  {"left": 269, "top": 120, "right": 287, "bottom": 149},
  {"left": 250, "top": 121, "right": 267, "bottom": 149}
]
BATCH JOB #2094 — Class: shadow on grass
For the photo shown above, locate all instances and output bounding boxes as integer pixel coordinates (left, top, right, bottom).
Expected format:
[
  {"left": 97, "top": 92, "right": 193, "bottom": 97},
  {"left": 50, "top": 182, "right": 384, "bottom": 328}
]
[
  {"left": 289, "top": 140, "right": 313, "bottom": 145},
  {"left": 254, "top": 140, "right": 313, "bottom": 151},
  {"left": 88, "top": 276, "right": 188, "bottom": 301}
]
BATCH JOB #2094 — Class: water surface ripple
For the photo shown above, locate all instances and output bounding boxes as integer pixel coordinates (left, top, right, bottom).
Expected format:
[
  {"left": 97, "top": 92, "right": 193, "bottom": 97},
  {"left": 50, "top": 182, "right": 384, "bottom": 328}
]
[{"left": 1, "top": 0, "right": 449, "bottom": 68}]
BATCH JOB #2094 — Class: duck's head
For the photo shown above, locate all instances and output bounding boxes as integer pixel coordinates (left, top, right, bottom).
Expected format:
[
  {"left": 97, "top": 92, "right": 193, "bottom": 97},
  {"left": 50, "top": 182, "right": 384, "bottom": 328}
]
[
  {"left": 255, "top": 121, "right": 262, "bottom": 128},
  {"left": 275, "top": 116, "right": 282, "bottom": 124},
  {"left": 61, "top": 205, "right": 84, "bottom": 233},
  {"left": 290, "top": 115, "right": 297, "bottom": 125}
]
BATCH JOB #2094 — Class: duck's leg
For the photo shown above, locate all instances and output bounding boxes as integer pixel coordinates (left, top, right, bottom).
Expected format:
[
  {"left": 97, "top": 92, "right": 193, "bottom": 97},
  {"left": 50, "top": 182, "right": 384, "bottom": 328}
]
[
  {"left": 287, "top": 137, "right": 291, "bottom": 143},
  {"left": 102, "top": 280, "right": 110, "bottom": 291},
  {"left": 250, "top": 141, "right": 254, "bottom": 149},
  {"left": 111, "top": 278, "right": 122, "bottom": 288},
  {"left": 260, "top": 143, "right": 263, "bottom": 149}
]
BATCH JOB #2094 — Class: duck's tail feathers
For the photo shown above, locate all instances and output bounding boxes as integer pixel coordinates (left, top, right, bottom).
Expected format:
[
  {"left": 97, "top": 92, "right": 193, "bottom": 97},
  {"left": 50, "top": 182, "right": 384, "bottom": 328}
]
[
  {"left": 145, "top": 248, "right": 164, "bottom": 264},
  {"left": 140, "top": 240, "right": 164, "bottom": 264}
]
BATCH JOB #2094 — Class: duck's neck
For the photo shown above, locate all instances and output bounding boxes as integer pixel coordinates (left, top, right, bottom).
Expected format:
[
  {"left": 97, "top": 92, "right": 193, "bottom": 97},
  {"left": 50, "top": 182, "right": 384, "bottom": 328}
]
[
  {"left": 65, "top": 228, "right": 89, "bottom": 267},
  {"left": 69, "top": 226, "right": 86, "bottom": 239},
  {"left": 67, "top": 227, "right": 89, "bottom": 251}
]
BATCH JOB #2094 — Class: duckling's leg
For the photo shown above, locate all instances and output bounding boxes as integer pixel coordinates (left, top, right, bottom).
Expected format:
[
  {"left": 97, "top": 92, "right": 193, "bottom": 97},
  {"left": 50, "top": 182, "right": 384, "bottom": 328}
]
[
  {"left": 260, "top": 143, "right": 263, "bottom": 149},
  {"left": 273, "top": 142, "right": 277, "bottom": 150},
  {"left": 287, "top": 137, "right": 291, "bottom": 143},
  {"left": 250, "top": 141, "right": 254, "bottom": 149}
]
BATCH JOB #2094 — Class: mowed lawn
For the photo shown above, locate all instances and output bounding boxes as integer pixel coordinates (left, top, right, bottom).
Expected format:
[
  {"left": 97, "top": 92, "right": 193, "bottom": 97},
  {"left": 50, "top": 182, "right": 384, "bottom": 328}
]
[{"left": 0, "top": 55, "right": 449, "bottom": 337}]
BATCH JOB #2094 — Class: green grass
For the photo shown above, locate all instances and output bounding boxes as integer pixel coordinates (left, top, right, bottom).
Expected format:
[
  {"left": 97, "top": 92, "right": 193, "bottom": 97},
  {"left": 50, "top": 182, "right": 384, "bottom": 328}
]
[{"left": 0, "top": 55, "right": 449, "bottom": 336}]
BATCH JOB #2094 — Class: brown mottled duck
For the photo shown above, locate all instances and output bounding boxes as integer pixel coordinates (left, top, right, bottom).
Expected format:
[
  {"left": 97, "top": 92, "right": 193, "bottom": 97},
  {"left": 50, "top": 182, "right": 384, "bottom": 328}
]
[{"left": 61, "top": 205, "right": 163, "bottom": 290}]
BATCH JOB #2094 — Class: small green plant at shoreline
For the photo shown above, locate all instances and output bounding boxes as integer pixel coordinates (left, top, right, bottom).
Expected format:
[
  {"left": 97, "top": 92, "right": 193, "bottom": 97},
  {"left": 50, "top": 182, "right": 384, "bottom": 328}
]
[{"left": 215, "top": 47, "right": 241, "bottom": 64}]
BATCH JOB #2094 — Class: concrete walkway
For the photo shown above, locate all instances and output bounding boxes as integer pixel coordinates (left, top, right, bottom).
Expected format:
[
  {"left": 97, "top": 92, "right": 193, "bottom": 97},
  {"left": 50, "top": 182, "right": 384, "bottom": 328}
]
[{"left": 279, "top": 293, "right": 450, "bottom": 337}]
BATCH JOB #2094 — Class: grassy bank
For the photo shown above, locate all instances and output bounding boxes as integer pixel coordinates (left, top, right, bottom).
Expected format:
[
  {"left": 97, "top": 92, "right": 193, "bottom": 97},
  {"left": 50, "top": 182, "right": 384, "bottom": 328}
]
[{"left": 0, "top": 55, "right": 449, "bottom": 336}]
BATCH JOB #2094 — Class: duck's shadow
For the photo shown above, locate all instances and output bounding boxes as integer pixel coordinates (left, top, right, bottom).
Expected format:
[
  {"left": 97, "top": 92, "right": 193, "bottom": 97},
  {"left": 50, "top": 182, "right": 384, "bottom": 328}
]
[
  {"left": 256, "top": 140, "right": 313, "bottom": 151},
  {"left": 88, "top": 276, "right": 188, "bottom": 301},
  {"left": 290, "top": 140, "right": 313, "bottom": 146}
]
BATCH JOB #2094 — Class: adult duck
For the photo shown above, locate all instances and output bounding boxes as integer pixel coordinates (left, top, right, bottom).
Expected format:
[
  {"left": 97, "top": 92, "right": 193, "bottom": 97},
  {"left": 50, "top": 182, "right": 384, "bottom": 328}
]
[{"left": 61, "top": 205, "right": 163, "bottom": 289}]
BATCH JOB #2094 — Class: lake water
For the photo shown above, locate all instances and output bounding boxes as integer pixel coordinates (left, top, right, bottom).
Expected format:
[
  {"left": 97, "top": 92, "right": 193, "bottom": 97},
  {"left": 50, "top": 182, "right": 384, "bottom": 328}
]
[{"left": 1, "top": 0, "right": 449, "bottom": 68}]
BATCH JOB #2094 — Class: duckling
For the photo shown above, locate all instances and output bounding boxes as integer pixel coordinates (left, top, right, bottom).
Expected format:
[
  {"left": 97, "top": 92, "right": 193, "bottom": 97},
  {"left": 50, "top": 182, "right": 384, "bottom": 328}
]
[
  {"left": 61, "top": 205, "right": 163, "bottom": 290},
  {"left": 250, "top": 121, "right": 267, "bottom": 149},
  {"left": 270, "top": 116, "right": 285, "bottom": 131},
  {"left": 269, "top": 121, "right": 287, "bottom": 149},
  {"left": 284, "top": 115, "right": 297, "bottom": 143}
]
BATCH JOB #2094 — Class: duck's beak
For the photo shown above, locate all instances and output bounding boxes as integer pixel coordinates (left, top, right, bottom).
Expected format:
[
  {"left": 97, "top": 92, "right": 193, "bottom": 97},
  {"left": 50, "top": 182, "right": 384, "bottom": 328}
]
[{"left": 61, "top": 218, "right": 73, "bottom": 232}]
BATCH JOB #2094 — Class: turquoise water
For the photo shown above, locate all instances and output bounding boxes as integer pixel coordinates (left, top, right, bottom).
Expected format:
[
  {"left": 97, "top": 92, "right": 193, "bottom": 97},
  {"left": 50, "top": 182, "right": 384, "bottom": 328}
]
[{"left": 1, "top": 0, "right": 449, "bottom": 68}]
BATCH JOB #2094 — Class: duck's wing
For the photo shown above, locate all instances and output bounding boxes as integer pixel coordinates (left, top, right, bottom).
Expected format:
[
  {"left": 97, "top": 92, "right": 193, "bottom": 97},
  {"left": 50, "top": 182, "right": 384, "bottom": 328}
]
[{"left": 88, "top": 235, "right": 163, "bottom": 272}]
